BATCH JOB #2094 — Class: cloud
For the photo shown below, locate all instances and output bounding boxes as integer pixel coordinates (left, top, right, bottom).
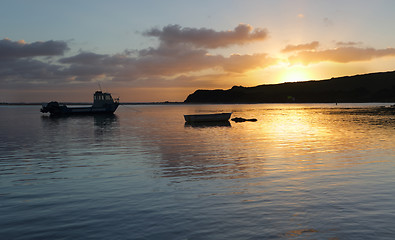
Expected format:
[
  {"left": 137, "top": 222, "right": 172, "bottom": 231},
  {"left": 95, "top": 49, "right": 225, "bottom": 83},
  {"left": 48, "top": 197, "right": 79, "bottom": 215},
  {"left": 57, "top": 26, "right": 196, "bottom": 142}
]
[
  {"left": 0, "top": 38, "right": 68, "bottom": 59},
  {"left": 336, "top": 41, "right": 362, "bottom": 46},
  {"left": 0, "top": 40, "right": 68, "bottom": 86},
  {"left": 60, "top": 52, "right": 108, "bottom": 65},
  {"left": 56, "top": 24, "right": 275, "bottom": 83},
  {"left": 289, "top": 47, "right": 395, "bottom": 64},
  {"left": 144, "top": 24, "right": 268, "bottom": 48},
  {"left": 1, "top": 24, "right": 274, "bottom": 89},
  {"left": 0, "top": 58, "right": 65, "bottom": 85},
  {"left": 222, "top": 53, "right": 278, "bottom": 73},
  {"left": 57, "top": 47, "right": 277, "bottom": 84},
  {"left": 132, "top": 44, "right": 273, "bottom": 76},
  {"left": 282, "top": 41, "right": 319, "bottom": 53},
  {"left": 59, "top": 52, "right": 128, "bottom": 82}
]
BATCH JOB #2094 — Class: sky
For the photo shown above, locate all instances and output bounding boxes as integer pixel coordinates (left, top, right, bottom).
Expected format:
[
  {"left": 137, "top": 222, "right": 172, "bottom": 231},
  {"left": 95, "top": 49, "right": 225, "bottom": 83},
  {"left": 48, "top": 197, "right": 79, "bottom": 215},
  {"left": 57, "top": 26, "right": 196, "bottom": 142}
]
[{"left": 2, "top": 0, "right": 395, "bottom": 102}]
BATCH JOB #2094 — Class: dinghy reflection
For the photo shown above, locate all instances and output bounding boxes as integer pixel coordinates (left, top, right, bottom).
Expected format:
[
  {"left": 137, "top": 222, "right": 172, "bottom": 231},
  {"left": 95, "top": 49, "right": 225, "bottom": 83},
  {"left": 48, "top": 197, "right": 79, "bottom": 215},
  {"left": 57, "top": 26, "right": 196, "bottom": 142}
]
[{"left": 184, "top": 120, "right": 231, "bottom": 128}]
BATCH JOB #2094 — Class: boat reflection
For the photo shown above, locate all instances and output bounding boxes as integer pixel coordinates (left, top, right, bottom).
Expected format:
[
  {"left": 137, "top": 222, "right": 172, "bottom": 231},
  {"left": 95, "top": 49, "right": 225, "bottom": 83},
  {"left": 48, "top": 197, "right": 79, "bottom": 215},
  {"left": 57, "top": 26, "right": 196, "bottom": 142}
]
[
  {"left": 184, "top": 120, "right": 231, "bottom": 128},
  {"left": 40, "top": 114, "right": 119, "bottom": 136},
  {"left": 93, "top": 114, "right": 118, "bottom": 128},
  {"left": 41, "top": 114, "right": 118, "bottom": 125}
]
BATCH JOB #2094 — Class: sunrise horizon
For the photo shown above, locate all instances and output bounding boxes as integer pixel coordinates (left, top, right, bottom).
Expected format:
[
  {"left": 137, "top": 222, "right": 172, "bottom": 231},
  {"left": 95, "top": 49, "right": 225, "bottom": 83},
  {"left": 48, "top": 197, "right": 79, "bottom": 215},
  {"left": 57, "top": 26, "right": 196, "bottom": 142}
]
[{"left": 1, "top": 68, "right": 394, "bottom": 104}]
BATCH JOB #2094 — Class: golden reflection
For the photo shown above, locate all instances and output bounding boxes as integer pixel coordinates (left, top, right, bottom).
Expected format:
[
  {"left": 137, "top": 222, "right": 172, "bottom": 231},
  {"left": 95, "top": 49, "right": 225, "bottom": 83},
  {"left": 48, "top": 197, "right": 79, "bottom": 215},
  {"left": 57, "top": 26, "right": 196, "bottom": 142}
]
[
  {"left": 284, "top": 228, "right": 319, "bottom": 237},
  {"left": 253, "top": 108, "right": 334, "bottom": 172},
  {"left": 130, "top": 105, "right": 395, "bottom": 184}
]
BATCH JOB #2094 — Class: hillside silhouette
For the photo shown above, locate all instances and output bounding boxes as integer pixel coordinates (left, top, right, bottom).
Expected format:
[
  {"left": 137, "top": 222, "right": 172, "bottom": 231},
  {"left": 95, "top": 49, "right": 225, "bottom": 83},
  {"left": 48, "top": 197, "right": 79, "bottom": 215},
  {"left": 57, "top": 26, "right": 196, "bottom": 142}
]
[{"left": 184, "top": 70, "right": 395, "bottom": 103}]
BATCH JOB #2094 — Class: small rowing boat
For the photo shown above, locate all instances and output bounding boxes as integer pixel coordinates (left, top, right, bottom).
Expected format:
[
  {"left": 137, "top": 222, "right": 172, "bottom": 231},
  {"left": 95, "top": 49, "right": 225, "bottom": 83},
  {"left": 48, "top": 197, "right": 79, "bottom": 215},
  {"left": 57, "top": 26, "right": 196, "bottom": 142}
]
[{"left": 184, "top": 112, "right": 232, "bottom": 122}]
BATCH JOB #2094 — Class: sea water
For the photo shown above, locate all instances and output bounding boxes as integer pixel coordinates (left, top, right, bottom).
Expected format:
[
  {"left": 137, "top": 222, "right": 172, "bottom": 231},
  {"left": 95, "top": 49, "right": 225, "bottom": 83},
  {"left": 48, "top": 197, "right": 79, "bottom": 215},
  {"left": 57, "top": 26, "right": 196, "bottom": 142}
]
[{"left": 1, "top": 104, "right": 395, "bottom": 239}]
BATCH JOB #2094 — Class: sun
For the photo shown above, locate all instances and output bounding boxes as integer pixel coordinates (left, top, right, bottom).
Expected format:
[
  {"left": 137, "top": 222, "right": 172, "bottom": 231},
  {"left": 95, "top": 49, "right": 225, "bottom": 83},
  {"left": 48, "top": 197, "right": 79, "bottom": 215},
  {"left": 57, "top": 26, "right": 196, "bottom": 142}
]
[{"left": 281, "top": 66, "right": 310, "bottom": 83}]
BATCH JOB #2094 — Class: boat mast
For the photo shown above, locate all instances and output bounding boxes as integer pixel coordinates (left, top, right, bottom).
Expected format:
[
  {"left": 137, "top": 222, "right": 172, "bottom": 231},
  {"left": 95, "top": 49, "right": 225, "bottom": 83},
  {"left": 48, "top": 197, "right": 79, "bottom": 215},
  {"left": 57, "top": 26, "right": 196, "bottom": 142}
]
[{"left": 98, "top": 82, "right": 102, "bottom": 92}]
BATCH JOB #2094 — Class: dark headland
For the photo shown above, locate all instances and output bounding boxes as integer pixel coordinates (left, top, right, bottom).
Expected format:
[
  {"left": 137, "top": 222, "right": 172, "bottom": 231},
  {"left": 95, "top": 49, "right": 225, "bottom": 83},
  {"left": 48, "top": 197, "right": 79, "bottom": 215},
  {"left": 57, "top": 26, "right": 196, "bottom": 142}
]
[{"left": 184, "top": 70, "right": 395, "bottom": 103}]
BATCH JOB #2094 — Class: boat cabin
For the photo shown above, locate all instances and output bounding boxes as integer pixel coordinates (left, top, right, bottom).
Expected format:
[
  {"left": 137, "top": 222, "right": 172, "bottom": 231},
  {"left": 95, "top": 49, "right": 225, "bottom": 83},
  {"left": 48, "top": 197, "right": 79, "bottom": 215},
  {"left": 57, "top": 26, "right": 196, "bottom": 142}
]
[{"left": 92, "top": 91, "right": 118, "bottom": 108}]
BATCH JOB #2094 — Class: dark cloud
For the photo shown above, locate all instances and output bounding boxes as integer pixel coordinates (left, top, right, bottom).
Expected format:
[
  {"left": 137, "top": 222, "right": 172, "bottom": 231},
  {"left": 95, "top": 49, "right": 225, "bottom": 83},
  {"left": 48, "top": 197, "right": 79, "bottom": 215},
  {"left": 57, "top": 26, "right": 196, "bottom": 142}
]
[
  {"left": 0, "top": 38, "right": 68, "bottom": 59},
  {"left": 59, "top": 52, "right": 128, "bottom": 82},
  {"left": 282, "top": 41, "right": 319, "bottom": 53},
  {"left": 1, "top": 25, "right": 273, "bottom": 89},
  {"left": 0, "top": 58, "right": 64, "bottom": 85},
  {"left": 289, "top": 47, "right": 395, "bottom": 64},
  {"left": 57, "top": 27, "right": 276, "bottom": 83},
  {"left": 144, "top": 24, "right": 268, "bottom": 48},
  {"left": 0, "top": 38, "right": 68, "bottom": 85},
  {"left": 60, "top": 52, "right": 108, "bottom": 65}
]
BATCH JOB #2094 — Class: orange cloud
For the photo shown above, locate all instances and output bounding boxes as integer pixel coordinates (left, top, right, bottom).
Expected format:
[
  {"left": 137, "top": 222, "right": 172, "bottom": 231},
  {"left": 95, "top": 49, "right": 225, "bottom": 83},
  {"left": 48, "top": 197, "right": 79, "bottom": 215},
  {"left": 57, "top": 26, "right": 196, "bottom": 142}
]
[
  {"left": 289, "top": 47, "right": 395, "bottom": 64},
  {"left": 222, "top": 53, "right": 278, "bottom": 73},
  {"left": 282, "top": 41, "right": 319, "bottom": 53}
]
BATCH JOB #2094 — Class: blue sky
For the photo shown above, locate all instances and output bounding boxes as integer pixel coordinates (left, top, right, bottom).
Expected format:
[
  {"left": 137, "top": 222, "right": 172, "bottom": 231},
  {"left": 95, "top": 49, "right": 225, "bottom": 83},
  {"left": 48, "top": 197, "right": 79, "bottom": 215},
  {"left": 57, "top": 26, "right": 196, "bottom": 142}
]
[{"left": 2, "top": 0, "right": 395, "bottom": 102}]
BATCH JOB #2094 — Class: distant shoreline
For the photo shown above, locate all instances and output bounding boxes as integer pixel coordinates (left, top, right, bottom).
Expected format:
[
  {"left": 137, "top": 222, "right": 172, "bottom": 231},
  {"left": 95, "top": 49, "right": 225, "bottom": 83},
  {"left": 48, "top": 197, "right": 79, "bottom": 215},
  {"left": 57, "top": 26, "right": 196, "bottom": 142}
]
[
  {"left": 0, "top": 102, "right": 185, "bottom": 106},
  {"left": 2, "top": 102, "right": 394, "bottom": 106}
]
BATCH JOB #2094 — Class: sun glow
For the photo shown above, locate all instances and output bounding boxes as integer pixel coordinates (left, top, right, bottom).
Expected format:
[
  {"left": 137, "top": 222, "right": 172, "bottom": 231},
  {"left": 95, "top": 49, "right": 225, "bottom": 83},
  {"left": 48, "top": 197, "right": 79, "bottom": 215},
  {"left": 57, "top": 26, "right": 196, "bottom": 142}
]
[{"left": 281, "top": 66, "right": 310, "bottom": 83}]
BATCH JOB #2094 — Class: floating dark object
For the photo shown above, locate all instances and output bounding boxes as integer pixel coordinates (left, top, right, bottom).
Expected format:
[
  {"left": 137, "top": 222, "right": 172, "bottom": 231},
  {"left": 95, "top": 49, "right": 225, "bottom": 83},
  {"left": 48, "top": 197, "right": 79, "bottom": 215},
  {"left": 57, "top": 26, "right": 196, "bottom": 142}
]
[
  {"left": 184, "top": 112, "right": 232, "bottom": 122},
  {"left": 231, "top": 117, "right": 257, "bottom": 122},
  {"left": 41, "top": 91, "right": 119, "bottom": 116},
  {"left": 184, "top": 121, "right": 231, "bottom": 128}
]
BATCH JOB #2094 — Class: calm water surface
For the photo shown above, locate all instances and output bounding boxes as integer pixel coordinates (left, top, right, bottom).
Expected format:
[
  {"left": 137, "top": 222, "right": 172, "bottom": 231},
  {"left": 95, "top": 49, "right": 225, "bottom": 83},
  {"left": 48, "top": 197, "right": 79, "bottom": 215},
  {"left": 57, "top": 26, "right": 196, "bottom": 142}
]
[{"left": 1, "top": 104, "right": 395, "bottom": 239}]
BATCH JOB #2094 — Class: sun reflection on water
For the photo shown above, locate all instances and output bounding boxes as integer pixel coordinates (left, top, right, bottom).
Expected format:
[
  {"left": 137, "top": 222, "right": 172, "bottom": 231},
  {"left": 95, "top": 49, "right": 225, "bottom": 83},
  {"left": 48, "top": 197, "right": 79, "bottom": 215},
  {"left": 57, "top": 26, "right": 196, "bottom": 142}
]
[{"left": 134, "top": 105, "right": 395, "bottom": 187}]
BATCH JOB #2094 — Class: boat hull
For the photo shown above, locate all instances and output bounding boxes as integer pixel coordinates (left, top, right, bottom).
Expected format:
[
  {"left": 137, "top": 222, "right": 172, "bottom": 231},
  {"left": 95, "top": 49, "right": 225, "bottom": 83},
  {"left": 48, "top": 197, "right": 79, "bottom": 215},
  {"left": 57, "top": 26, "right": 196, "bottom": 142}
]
[
  {"left": 41, "top": 91, "right": 120, "bottom": 116},
  {"left": 61, "top": 106, "right": 118, "bottom": 115},
  {"left": 184, "top": 113, "right": 232, "bottom": 122},
  {"left": 41, "top": 102, "right": 119, "bottom": 116}
]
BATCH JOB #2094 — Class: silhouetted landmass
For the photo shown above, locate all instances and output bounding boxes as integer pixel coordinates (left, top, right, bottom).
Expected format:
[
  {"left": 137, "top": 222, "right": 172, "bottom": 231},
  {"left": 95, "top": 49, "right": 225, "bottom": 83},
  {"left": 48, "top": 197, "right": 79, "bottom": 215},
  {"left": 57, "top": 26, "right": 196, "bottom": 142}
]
[
  {"left": 184, "top": 71, "right": 395, "bottom": 103},
  {"left": 0, "top": 102, "right": 184, "bottom": 106}
]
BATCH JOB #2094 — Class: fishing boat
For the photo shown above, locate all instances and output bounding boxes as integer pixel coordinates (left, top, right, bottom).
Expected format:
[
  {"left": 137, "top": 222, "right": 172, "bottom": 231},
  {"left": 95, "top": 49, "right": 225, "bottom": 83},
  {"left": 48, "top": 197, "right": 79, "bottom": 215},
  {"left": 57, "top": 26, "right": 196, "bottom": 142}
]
[
  {"left": 41, "top": 91, "right": 119, "bottom": 116},
  {"left": 184, "top": 112, "right": 232, "bottom": 122}
]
